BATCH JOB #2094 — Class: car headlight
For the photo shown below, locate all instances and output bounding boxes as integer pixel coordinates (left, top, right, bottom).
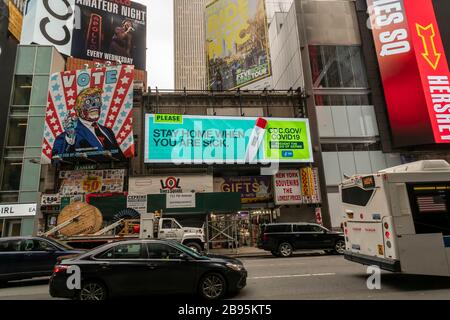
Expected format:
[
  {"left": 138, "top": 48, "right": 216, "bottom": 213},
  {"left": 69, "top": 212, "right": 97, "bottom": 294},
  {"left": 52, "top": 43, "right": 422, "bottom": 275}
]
[{"left": 226, "top": 263, "right": 243, "bottom": 272}]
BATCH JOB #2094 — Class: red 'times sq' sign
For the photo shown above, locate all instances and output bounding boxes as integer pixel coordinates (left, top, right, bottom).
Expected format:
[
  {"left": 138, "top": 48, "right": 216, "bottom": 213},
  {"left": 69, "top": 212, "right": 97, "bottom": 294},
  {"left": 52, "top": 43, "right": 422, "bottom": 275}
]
[{"left": 368, "top": 0, "right": 450, "bottom": 146}]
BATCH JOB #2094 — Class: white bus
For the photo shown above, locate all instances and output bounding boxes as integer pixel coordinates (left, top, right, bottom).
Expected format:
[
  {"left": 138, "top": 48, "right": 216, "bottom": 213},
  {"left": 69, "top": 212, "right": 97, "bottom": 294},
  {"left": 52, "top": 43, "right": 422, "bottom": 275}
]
[{"left": 340, "top": 160, "right": 450, "bottom": 277}]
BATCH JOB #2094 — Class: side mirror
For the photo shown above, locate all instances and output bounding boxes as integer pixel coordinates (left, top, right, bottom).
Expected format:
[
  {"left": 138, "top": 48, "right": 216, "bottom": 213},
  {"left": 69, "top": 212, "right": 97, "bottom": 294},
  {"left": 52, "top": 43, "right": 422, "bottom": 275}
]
[{"left": 45, "top": 247, "right": 57, "bottom": 253}]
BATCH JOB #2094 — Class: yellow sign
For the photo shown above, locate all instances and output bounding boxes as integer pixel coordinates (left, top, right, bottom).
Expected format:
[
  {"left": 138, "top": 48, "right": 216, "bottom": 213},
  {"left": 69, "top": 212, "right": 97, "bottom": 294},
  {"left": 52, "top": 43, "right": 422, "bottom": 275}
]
[
  {"left": 8, "top": 1, "right": 23, "bottom": 41},
  {"left": 416, "top": 23, "right": 441, "bottom": 70},
  {"left": 206, "top": 0, "right": 272, "bottom": 90},
  {"left": 82, "top": 176, "right": 103, "bottom": 194}
]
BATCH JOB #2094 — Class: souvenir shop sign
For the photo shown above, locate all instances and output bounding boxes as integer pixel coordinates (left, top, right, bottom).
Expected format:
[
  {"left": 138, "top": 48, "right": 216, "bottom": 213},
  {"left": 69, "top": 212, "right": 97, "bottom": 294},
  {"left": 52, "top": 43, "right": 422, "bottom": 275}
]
[
  {"left": 213, "top": 176, "right": 272, "bottom": 203},
  {"left": 274, "top": 168, "right": 321, "bottom": 205},
  {"left": 59, "top": 169, "right": 125, "bottom": 195}
]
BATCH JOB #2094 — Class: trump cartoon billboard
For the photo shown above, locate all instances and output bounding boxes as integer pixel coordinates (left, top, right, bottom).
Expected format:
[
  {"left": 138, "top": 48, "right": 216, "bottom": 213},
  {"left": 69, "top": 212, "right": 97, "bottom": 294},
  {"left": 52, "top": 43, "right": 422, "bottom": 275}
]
[{"left": 42, "top": 65, "right": 135, "bottom": 164}]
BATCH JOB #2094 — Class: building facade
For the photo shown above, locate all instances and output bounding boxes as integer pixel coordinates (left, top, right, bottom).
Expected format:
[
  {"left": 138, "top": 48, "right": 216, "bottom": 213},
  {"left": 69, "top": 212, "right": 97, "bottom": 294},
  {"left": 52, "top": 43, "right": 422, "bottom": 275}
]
[{"left": 174, "top": 0, "right": 208, "bottom": 90}]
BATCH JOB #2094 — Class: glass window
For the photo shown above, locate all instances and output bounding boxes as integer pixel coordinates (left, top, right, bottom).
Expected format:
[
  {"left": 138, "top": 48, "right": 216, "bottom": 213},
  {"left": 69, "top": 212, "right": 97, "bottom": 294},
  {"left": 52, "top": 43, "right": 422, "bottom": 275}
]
[
  {"left": 315, "top": 95, "right": 372, "bottom": 106},
  {"left": 13, "top": 76, "right": 33, "bottom": 106},
  {"left": 309, "top": 45, "right": 368, "bottom": 89},
  {"left": 265, "top": 224, "right": 292, "bottom": 233},
  {"left": 35, "top": 47, "right": 52, "bottom": 74},
  {"left": 7, "top": 118, "right": 28, "bottom": 147},
  {"left": 162, "top": 220, "right": 173, "bottom": 229},
  {"left": 342, "top": 187, "right": 375, "bottom": 207},
  {"left": 30, "top": 76, "right": 50, "bottom": 106},
  {"left": 147, "top": 243, "right": 183, "bottom": 260},
  {"left": 21, "top": 239, "right": 35, "bottom": 251},
  {"left": 97, "top": 243, "right": 147, "bottom": 260},
  {"left": 0, "top": 240, "right": 21, "bottom": 252},
  {"left": 35, "top": 240, "right": 57, "bottom": 251},
  {"left": 1, "top": 161, "right": 22, "bottom": 191},
  {"left": 16, "top": 47, "right": 36, "bottom": 74}
]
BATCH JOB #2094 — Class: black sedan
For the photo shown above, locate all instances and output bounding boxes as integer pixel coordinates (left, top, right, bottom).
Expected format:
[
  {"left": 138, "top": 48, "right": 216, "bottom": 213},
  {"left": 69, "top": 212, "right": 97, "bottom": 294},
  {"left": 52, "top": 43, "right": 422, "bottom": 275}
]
[
  {"left": 49, "top": 239, "right": 247, "bottom": 300},
  {"left": 0, "top": 236, "right": 85, "bottom": 284}
]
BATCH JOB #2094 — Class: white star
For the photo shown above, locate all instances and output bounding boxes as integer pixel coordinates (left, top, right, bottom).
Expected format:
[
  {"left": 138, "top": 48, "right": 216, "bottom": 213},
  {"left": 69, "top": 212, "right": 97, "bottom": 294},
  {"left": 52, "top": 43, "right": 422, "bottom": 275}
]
[
  {"left": 120, "top": 132, "right": 126, "bottom": 138},
  {"left": 125, "top": 125, "right": 131, "bottom": 131},
  {"left": 117, "top": 138, "right": 122, "bottom": 143},
  {"left": 121, "top": 76, "right": 129, "bottom": 84},
  {"left": 114, "top": 97, "right": 121, "bottom": 105},
  {"left": 117, "top": 87, "right": 126, "bottom": 96},
  {"left": 125, "top": 65, "right": 133, "bottom": 73},
  {"left": 53, "top": 125, "right": 59, "bottom": 131},
  {"left": 46, "top": 149, "right": 51, "bottom": 155},
  {"left": 50, "top": 117, "right": 57, "bottom": 124},
  {"left": 46, "top": 110, "right": 54, "bottom": 117},
  {"left": 68, "top": 98, "right": 75, "bottom": 106},
  {"left": 109, "top": 115, "right": 115, "bottom": 121},
  {"left": 107, "top": 122, "right": 112, "bottom": 127},
  {"left": 67, "top": 89, "right": 75, "bottom": 97},
  {"left": 112, "top": 106, "right": 118, "bottom": 113}
]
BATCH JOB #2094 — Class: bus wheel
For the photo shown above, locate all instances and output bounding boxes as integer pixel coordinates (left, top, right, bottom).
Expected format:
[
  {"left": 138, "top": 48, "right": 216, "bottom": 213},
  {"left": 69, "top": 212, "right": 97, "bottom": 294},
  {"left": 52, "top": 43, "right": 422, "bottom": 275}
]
[{"left": 333, "top": 240, "right": 346, "bottom": 255}]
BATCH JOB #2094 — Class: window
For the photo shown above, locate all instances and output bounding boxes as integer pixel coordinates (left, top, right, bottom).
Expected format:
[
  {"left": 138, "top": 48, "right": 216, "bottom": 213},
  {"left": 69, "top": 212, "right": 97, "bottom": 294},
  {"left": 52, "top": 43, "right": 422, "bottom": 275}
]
[
  {"left": 407, "top": 184, "right": 450, "bottom": 235},
  {"left": 97, "top": 243, "right": 147, "bottom": 260},
  {"left": 162, "top": 220, "right": 173, "bottom": 229},
  {"left": 309, "top": 46, "right": 368, "bottom": 89},
  {"left": 12, "top": 76, "right": 33, "bottom": 106},
  {"left": 265, "top": 224, "right": 292, "bottom": 233},
  {"left": 7, "top": 118, "right": 28, "bottom": 147},
  {"left": 341, "top": 187, "right": 375, "bottom": 207},
  {"left": 0, "top": 240, "right": 21, "bottom": 252},
  {"left": 315, "top": 95, "right": 371, "bottom": 106},
  {"left": 1, "top": 161, "right": 22, "bottom": 191},
  {"left": 21, "top": 239, "right": 35, "bottom": 252},
  {"left": 147, "top": 243, "right": 183, "bottom": 260},
  {"left": 35, "top": 240, "right": 57, "bottom": 251}
]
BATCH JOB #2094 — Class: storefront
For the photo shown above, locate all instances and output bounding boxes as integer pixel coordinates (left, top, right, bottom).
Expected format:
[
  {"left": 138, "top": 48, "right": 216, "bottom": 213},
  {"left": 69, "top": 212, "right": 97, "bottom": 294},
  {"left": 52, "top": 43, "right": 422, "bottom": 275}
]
[{"left": 0, "top": 203, "right": 37, "bottom": 237}]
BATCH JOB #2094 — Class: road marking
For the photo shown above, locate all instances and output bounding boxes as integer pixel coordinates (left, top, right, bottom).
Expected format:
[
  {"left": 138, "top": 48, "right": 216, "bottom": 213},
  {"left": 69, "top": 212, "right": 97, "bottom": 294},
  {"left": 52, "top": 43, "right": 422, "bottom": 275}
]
[{"left": 249, "top": 273, "right": 336, "bottom": 280}]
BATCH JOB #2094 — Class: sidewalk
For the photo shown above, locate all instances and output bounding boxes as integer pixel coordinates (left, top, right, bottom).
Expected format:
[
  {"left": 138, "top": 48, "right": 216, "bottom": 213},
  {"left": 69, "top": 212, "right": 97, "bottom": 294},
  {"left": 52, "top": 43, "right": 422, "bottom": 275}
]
[{"left": 208, "top": 246, "right": 272, "bottom": 258}]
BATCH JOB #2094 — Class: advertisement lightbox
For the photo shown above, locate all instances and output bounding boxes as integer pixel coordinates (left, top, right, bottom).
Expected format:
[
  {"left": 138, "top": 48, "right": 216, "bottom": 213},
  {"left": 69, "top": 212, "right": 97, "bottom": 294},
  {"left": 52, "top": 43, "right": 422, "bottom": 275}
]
[
  {"left": 368, "top": 0, "right": 450, "bottom": 146},
  {"left": 144, "top": 115, "right": 313, "bottom": 164},
  {"left": 42, "top": 65, "right": 135, "bottom": 164},
  {"left": 206, "top": 0, "right": 272, "bottom": 90}
]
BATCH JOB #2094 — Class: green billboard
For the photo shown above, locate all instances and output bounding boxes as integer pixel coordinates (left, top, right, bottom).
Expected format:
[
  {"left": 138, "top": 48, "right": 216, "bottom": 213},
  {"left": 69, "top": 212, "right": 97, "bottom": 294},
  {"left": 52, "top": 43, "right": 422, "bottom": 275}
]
[{"left": 145, "top": 115, "right": 313, "bottom": 164}]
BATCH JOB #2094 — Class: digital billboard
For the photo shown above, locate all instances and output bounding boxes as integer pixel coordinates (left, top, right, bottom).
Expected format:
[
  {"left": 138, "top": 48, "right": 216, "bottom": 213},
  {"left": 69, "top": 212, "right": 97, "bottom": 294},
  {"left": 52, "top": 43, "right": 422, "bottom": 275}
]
[
  {"left": 144, "top": 115, "right": 313, "bottom": 164},
  {"left": 206, "top": 0, "right": 272, "bottom": 90},
  {"left": 72, "top": 0, "right": 147, "bottom": 70},
  {"left": 368, "top": 0, "right": 450, "bottom": 146},
  {"left": 42, "top": 65, "right": 135, "bottom": 164}
]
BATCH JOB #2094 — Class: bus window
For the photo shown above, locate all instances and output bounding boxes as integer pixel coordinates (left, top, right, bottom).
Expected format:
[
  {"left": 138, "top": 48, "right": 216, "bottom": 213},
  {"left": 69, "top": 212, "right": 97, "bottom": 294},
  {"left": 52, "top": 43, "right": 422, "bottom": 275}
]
[
  {"left": 407, "top": 184, "right": 450, "bottom": 236},
  {"left": 341, "top": 187, "right": 375, "bottom": 207}
]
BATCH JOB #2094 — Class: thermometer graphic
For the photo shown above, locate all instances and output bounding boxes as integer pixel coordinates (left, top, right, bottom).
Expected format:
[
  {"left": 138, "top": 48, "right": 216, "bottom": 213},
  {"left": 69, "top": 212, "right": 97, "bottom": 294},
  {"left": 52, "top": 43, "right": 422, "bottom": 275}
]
[{"left": 245, "top": 118, "right": 268, "bottom": 163}]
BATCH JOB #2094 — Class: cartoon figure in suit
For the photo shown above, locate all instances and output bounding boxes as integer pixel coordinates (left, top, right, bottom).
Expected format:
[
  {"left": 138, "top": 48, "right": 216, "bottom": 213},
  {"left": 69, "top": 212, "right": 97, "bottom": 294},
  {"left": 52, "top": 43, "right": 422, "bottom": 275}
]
[{"left": 52, "top": 88, "right": 122, "bottom": 160}]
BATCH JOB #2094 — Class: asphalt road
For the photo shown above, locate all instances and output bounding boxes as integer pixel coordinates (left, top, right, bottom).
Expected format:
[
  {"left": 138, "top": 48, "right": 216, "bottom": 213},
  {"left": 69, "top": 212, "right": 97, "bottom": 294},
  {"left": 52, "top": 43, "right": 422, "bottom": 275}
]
[{"left": 1, "top": 253, "right": 450, "bottom": 300}]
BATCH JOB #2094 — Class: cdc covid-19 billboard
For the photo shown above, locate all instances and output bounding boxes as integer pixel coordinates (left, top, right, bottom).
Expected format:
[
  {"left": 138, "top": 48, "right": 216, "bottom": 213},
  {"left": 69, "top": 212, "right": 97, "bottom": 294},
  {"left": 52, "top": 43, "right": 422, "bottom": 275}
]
[
  {"left": 42, "top": 65, "right": 135, "bottom": 164},
  {"left": 206, "top": 0, "right": 272, "bottom": 90},
  {"left": 144, "top": 115, "right": 313, "bottom": 164}
]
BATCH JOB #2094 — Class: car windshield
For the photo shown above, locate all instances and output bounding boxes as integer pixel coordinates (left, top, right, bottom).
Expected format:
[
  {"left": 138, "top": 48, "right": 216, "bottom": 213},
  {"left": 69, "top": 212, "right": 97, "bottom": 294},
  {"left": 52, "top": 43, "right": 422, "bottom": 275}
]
[{"left": 168, "top": 241, "right": 208, "bottom": 260}]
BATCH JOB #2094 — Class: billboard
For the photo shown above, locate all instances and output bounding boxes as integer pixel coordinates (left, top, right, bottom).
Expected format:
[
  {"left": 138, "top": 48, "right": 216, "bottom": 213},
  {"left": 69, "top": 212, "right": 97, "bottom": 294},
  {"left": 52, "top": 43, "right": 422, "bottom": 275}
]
[
  {"left": 213, "top": 176, "right": 272, "bottom": 203},
  {"left": 71, "top": 0, "right": 147, "bottom": 70},
  {"left": 367, "top": 0, "right": 450, "bottom": 146},
  {"left": 42, "top": 65, "right": 135, "bottom": 164},
  {"left": 144, "top": 115, "right": 313, "bottom": 164},
  {"left": 128, "top": 175, "right": 214, "bottom": 195},
  {"left": 59, "top": 169, "right": 125, "bottom": 195},
  {"left": 273, "top": 169, "right": 321, "bottom": 205},
  {"left": 21, "top": 0, "right": 147, "bottom": 69},
  {"left": 206, "top": 0, "right": 272, "bottom": 90},
  {"left": 21, "top": 0, "right": 76, "bottom": 56}
]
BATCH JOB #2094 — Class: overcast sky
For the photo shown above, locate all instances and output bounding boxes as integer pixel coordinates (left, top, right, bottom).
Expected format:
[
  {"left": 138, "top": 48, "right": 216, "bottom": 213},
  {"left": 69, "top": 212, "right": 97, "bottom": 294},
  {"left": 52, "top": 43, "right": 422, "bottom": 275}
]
[{"left": 135, "top": 0, "right": 174, "bottom": 89}]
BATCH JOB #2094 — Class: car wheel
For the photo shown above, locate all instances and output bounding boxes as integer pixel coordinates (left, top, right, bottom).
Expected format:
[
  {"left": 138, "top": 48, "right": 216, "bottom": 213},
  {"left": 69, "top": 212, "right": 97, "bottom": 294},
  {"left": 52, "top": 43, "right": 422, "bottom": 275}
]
[
  {"left": 334, "top": 240, "right": 346, "bottom": 255},
  {"left": 78, "top": 281, "right": 108, "bottom": 301},
  {"left": 278, "top": 243, "right": 293, "bottom": 257},
  {"left": 199, "top": 273, "right": 227, "bottom": 300},
  {"left": 185, "top": 242, "right": 202, "bottom": 253}
]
